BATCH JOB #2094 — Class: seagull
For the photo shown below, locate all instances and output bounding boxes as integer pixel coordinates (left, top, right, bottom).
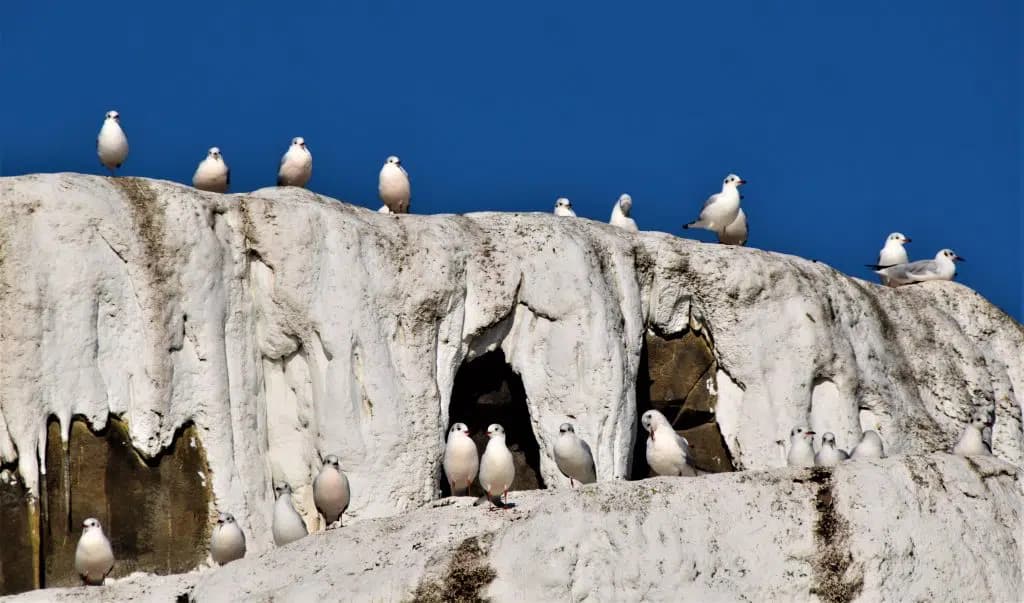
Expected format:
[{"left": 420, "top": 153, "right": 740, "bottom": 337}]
[
  {"left": 378, "top": 155, "right": 411, "bottom": 213},
  {"left": 553, "top": 423, "right": 597, "bottom": 486},
  {"left": 641, "top": 409, "right": 697, "bottom": 477},
  {"left": 192, "top": 147, "right": 230, "bottom": 193},
  {"left": 210, "top": 512, "right": 246, "bottom": 565},
  {"left": 814, "top": 432, "right": 849, "bottom": 467},
  {"left": 868, "top": 248, "right": 964, "bottom": 287},
  {"left": 609, "top": 194, "right": 638, "bottom": 231},
  {"left": 952, "top": 413, "right": 992, "bottom": 456},
  {"left": 272, "top": 483, "right": 308, "bottom": 546},
  {"left": 554, "top": 197, "right": 576, "bottom": 217},
  {"left": 874, "top": 233, "right": 911, "bottom": 286},
  {"left": 277, "top": 137, "right": 312, "bottom": 188},
  {"left": 717, "top": 208, "right": 748, "bottom": 246},
  {"left": 313, "top": 455, "right": 350, "bottom": 529},
  {"left": 443, "top": 422, "right": 480, "bottom": 496},
  {"left": 74, "top": 518, "right": 114, "bottom": 585},
  {"left": 850, "top": 430, "right": 886, "bottom": 460},
  {"left": 682, "top": 174, "right": 746, "bottom": 237},
  {"left": 475, "top": 424, "right": 515, "bottom": 508},
  {"left": 97, "top": 110, "right": 129, "bottom": 175},
  {"left": 787, "top": 427, "right": 816, "bottom": 467}
]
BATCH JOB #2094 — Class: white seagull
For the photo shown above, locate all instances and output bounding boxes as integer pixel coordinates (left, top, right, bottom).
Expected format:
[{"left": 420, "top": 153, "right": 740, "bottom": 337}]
[
  {"left": 75, "top": 518, "right": 115, "bottom": 585},
  {"left": 443, "top": 422, "right": 480, "bottom": 496},
  {"left": 277, "top": 137, "right": 312, "bottom": 188},
  {"left": 97, "top": 110, "right": 129, "bottom": 175},
  {"left": 553, "top": 423, "right": 597, "bottom": 486},
  {"left": 850, "top": 430, "right": 886, "bottom": 460},
  {"left": 313, "top": 455, "right": 351, "bottom": 529},
  {"left": 210, "top": 512, "right": 246, "bottom": 565},
  {"left": 554, "top": 197, "right": 577, "bottom": 217},
  {"left": 192, "top": 147, "right": 230, "bottom": 193},
  {"left": 378, "top": 155, "right": 411, "bottom": 213},
  {"left": 683, "top": 174, "right": 746, "bottom": 237},
  {"left": 272, "top": 483, "right": 308, "bottom": 546},
  {"left": 874, "top": 232, "right": 911, "bottom": 286},
  {"left": 609, "top": 194, "right": 638, "bottom": 231},
  {"left": 718, "top": 208, "right": 748, "bottom": 246},
  {"left": 952, "top": 413, "right": 992, "bottom": 456},
  {"left": 476, "top": 424, "right": 515, "bottom": 508},
  {"left": 814, "top": 432, "right": 849, "bottom": 467},
  {"left": 869, "top": 248, "right": 964, "bottom": 287},
  {"left": 787, "top": 426, "right": 816, "bottom": 467},
  {"left": 641, "top": 409, "right": 697, "bottom": 477}
]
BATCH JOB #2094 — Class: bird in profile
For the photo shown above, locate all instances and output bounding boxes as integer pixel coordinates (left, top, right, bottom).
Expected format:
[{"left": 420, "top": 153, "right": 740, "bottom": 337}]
[
  {"left": 210, "top": 512, "right": 246, "bottom": 566},
  {"left": 641, "top": 409, "right": 697, "bottom": 477},
  {"left": 787, "top": 426, "right": 816, "bottom": 467},
  {"left": 873, "top": 232, "right": 911, "bottom": 286},
  {"left": 272, "top": 483, "right": 308, "bottom": 546},
  {"left": 553, "top": 422, "right": 597, "bottom": 486},
  {"left": 277, "top": 137, "right": 312, "bottom": 187},
  {"left": 682, "top": 173, "right": 746, "bottom": 238},
  {"left": 378, "top": 155, "right": 411, "bottom": 213},
  {"left": 553, "top": 197, "right": 577, "bottom": 217},
  {"left": 952, "top": 413, "right": 992, "bottom": 456},
  {"left": 868, "top": 248, "right": 964, "bottom": 287},
  {"left": 609, "top": 194, "right": 638, "bottom": 231},
  {"left": 97, "top": 110, "right": 129, "bottom": 175},
  {"left": 192, "top": 147, "right": 230, "bottom": 193},
  {"left": 850, "top": 430, "right": 886, "bottom": 460}
]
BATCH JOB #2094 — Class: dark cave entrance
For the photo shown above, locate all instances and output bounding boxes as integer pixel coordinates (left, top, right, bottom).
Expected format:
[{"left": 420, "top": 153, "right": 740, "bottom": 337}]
[
  {"left": 441, "top": 349, "right": 546, "bottom": 497},
  {"left": 631, "top": 331, "right": 736, "bottom": 479}
]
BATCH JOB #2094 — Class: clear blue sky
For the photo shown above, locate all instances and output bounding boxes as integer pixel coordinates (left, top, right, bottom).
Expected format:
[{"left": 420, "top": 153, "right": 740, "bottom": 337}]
[{"left": 2, "top": 1, "right": 1020, "bottom": 319}]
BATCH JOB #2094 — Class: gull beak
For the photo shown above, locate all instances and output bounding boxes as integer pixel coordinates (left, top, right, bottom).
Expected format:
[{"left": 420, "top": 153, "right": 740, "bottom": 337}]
[
  {"left": 738, "top": 179, "right": 747, "bottom": 185},
  {"left": 955, "top": 256, "right": 965, "bottom": 262},
  {"left": 805, "top": 431, "right": 816, "bottom": 436},
  {"left": 903, "top": 237, "right": 912, "bottom": 243}
]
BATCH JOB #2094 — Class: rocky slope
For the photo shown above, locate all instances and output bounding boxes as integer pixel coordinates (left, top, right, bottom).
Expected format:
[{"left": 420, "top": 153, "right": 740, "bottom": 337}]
[{"left": 0, "top": 173, "right": 1021, "bottom": 597}]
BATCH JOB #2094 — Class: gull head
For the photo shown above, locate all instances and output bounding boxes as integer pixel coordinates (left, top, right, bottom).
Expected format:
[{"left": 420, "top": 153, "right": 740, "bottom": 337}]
[
  {"left": 938, "top": 248, "right": 965, "bottom": 263},
  {"left": 291, "top": 137, "right": 306, "bottom": 149},
  {"left": 968, "top": 415, "right": 988, "bottom": 431},
  {"left": 887, "top": 232, "right": 911, "bottom": 245},
  {"left": 449, "top": 422, "right": 470, "bottom": 436},
  {"left": 82, "top": 517, "right": 102, "bottom": 531},
  {"left": 617, "top": 193, "right": 633, "bottom": 214},
  {"left": 555, "top": 197, "right": 572, "bottom": 209},
  {"left": 208, "top": 147, "right": 222, "bottom": 159},
  {"left": 386, "top": 155, "right": 401, "bottom": 166},
  {"left": 821, "top": 432, "right": 837, "bottom": 447},
  {"left": 274, "top": 483, "right": 293, "bottom": 497},
  {"left": 790, "top": 426, "right": 816, "bottom": 442},
  {"left": 217, "top": 512, "right": 236, "bottom": 526},
  {"left": 723, "top": 173, "right": 747, "bottom": 188},
  {"left": 486, "top": 424, "right": 505, "bottom": 438},
  {"left": 105, "top": 110, "right": 120, "bottom": 122},
  {"left": 641, "top": 410, "right": 669, "bottom": 434},
  {"left": 558, "top": 423, "right": 575, "bottom": 435},
  {"left": 323, "top": 454, "right": 341, "bottom": 469}
]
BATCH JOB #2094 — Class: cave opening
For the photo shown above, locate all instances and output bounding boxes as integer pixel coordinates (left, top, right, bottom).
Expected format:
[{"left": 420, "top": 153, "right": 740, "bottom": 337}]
[
  {"left": 441, "top": 349, "right": 546, "bottom": 497},
  {"left": 631, "top": 330, "right": 736, "bottom": 479}
]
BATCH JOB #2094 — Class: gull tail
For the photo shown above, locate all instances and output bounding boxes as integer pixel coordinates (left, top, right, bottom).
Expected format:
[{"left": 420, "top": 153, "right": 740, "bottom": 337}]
[
  {"left": 864, "top": 264, "right": 888, "bottom": 270},
  {"left": 683, "top": 219, "right": 707, "bottom": 230}
]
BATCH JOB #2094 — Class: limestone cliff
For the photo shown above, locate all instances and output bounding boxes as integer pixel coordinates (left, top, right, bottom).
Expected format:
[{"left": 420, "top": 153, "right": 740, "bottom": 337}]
[{"left": 0, "top": 174, "right": 1021, "bottom": 597}]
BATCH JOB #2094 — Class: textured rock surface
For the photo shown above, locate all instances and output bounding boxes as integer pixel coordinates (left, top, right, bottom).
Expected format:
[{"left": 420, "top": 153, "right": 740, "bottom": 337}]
[
  {"left": 7, "top": 455, "right": 1021, "bottom": 602},
  {"left": 1, "top": 173, "right": 1023, "bottom": 594}
]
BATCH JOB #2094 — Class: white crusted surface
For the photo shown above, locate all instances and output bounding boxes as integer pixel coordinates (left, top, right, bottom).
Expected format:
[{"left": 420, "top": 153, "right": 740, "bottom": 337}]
[{"left": 0, "top": 173, "right": 1021, "bottom": 561}]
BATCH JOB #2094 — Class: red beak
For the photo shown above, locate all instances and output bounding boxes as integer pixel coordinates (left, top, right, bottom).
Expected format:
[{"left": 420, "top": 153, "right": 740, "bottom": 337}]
[
  {"left": 738, "top": 179, "right": 747, "bottom": 185},
  {"left": 806, "top": 431, "right": 816, "bottom": 436}
]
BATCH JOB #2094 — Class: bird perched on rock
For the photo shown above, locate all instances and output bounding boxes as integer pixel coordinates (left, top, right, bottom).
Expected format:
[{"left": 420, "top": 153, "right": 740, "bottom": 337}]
[
  {"left": 378, "top": 155, "right": 411, "bottom": 213},
  {"left": 210, "top": 512, "right": 246, "bottom": 565},
  {"left": 850, "top": 430, "right": 886, "bottom": 460},
  {"left": 682, "top": 174, "right": 746, "bottom": 238},
  {"left": 868, "top": 248, "right": 963, "bottom": 287},
  {"left": 272, "top": 483, "right": 308, "bottom": 546},
  {"left": 553, "top": 423, "right": 597, "bottom": 486},
  {"left": 443, "top": 422, "right": 479, "bottom": 496},
  {"left": 97, "top": 110, "right": 129, "bottom": 175},
  {"left": 787, "top": 427, "right": 816, "bottom": 467},
  {"left": 953, "top": 413, "right": 992, "bottom": 456},
  {"left": 609, "top": 194, "right": 638, "bottom": 231},
  {"left": 313, "top": 455, "right": 350, "bottom": 529},
  {"left": 641, "top": 409, "right": 697, "bottom": 477},
  {"left": 75, "top": 518, "right": 114, "bottom": 585},
  {"left": 475, "top": 424, "right": 515, "bottom": 508},
  {"left": 554, "top": 197, "right": 576, "bottom": 217},
  {"left": 874, "top": 232, "right": 911, "bottom": 286},
  {"left": 277, "top": 137, "right": 312, "bottom": 187},
  {"left": 192, "top": 147, "right": 230, "bottom": 193},
  {"left": 718, "top": 208, "right": 748, "bottom": 246},
  {"left": 814, "top": 432, "right": 849, "bottom": 466}
]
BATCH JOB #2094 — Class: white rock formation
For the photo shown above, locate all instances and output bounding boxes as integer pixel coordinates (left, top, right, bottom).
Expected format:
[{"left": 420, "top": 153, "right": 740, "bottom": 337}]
[
  {"left": 0, "top": 173, "right": 1021, "bottom": 569},
  {"left": 8, "top": 455, "right": 1022, "bottom": 602}
]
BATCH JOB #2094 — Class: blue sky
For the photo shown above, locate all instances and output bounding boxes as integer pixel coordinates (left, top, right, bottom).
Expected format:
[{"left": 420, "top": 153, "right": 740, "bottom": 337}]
[{"left": 2, "top": 1, "right": 1020, "bottom": 319}]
